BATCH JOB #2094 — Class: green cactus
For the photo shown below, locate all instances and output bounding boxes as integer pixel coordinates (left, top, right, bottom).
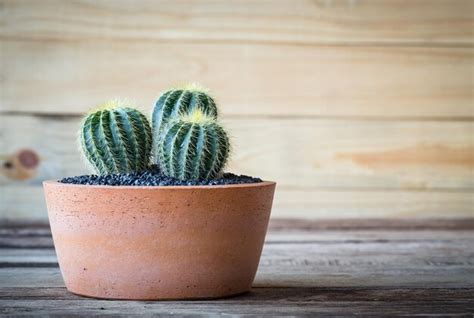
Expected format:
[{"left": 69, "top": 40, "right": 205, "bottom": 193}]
[
  {"left": 158, "top": 108, "right": 230, "bottom": 180},
  {"left": 151, "top": 84, "right": 218, "bottom": 162},
  {"left": 80, "top": 100, "right": 152, "bottom": 175}
]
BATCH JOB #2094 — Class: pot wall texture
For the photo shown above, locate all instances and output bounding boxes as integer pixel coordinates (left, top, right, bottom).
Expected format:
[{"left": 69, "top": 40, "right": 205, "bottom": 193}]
[{"left": 43, "top": 181, "right": 276, "bottom": 299}]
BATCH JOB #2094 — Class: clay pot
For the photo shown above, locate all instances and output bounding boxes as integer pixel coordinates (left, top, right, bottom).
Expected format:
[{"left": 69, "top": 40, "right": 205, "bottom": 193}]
[{"left": 43, "top": 180, "right": 276, "bottom": 300}]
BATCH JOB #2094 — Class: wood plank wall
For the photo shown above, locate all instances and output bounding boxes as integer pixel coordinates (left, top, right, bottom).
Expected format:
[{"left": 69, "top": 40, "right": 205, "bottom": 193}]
[{"left": 1, "top": 0, "right": 473, "bottom": 220}]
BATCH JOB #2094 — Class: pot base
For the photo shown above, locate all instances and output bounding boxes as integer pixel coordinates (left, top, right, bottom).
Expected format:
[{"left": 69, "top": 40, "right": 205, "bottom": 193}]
[{"left": 68, "top": 288, "right": 251, "bottom": 300}]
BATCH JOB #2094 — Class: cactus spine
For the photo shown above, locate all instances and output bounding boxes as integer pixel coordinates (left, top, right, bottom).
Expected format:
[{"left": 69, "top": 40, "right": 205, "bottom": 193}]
[
  {"left": 158, "top": 109, "right": 230, "bottom": 180},
  {"left": 80, "top": 100, "right": 152, "bottom": 175},
  {"left": 151, "top": 84, "right": 218, "bottom": 163}
]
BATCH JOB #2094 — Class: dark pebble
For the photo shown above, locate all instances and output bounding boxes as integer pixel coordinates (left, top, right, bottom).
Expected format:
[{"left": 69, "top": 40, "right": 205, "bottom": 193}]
[{"left": 59, "top": 165, "right": 263, "bottom": 186}]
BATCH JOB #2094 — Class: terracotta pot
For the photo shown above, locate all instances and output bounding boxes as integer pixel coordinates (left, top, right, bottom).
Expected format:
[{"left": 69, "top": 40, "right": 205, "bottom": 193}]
[{"left": 43, "top": 180, "right": 276, "bottom": 300}]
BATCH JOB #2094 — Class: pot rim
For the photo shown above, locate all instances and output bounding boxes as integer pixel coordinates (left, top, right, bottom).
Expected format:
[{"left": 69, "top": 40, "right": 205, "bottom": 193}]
[{"left": 43, "top": 179, "right": 276, "bottom": 190}]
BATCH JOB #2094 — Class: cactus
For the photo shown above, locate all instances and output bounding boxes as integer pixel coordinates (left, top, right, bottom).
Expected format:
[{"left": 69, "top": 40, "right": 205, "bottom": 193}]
[
  {"left": 80, "top": 100, "right": 152, "bottom": 175},
  {"left": 151, "top": 84, "right": 218, "bottom": 162},
  {"left": 158, "top": 108, "right": 230, "bottom": 180}
]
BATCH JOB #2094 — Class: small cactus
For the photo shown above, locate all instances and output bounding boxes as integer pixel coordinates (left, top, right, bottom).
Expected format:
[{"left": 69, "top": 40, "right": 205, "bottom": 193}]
[
  {"left": 151, "top": 84, "right": 218, "bottom": 163},
  {"left": 80, "top": 100, "right": 152, "bottom": 175},
  {"left": 158, "top": 108, "right": 230, "bottom": 180}
]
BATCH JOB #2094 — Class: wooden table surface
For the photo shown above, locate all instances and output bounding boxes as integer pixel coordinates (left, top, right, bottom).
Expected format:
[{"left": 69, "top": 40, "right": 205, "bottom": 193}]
[{"left": 0, "top": 219, "right": 473, "bottom": 316}]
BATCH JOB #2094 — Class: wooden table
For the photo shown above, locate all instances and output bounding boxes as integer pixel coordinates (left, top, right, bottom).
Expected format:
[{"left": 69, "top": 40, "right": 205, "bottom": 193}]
[{"left": 1, "top": 219, "right": 473, "bottom": 316}]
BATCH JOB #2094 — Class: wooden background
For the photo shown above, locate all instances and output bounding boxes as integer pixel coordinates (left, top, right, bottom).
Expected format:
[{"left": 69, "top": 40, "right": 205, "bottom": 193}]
[{"left": 0, "top": 0, "right": 473, "bottom": 221}]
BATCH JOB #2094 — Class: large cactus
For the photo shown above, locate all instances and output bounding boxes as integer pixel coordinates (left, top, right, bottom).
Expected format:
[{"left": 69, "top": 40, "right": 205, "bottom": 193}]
[
  {"left": 158, "top": 108, "right": 230, "bottom": 180},
  {"left": 80, "top": 100, "right": 152, "bottom": 175},
  {"left": 151, "top": 84, "right": 218, "bottom": 162}
]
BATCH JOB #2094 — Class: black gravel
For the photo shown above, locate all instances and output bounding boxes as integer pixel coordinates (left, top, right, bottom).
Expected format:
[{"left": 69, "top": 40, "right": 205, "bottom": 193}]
[{"left": 59, "top": 165, "right": 263, "bottom": 186}]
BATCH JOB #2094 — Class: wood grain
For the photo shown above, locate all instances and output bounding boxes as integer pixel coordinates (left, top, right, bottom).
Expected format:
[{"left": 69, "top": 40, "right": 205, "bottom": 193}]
[
  {"left": 2, "top": 114, "right": 473, "bottom": 220},
  {"left": 1, "top": 41, "right": 472, "bottom": 118},
  {"left": 1, "top": 0, "right": 473, "bottom": 221},
  {"left": 2, "top": 185, "right": 473, "bottom": 221},
  {"left": 1, "top": 115, "right": 473, "bottom": 189},
  {"left": 0, "top": 223, "right": 473, "bottom": 290},
  {"left": 2, "top": 0, "right": 472, "bottom": 45},
  {"left": 1, "top": 297, "right": 472, "bottom": 316},
  {"left": 274, "top": 188, "right": 474, "bottom": 218},
  {"left": 2, "top": 221, "right": 474, "bottom": 253},
  {"left": 1, "top": 287, "right": 473, "bottom": 302},
  {"left": 0, "top": 220, "right": 473, "bottom": 316},
  {"left": 0, "top": 296, "right": 473, "bottom": 316},
  {"left": 2, "top": 219, "right": 474, "bottom": 249}
]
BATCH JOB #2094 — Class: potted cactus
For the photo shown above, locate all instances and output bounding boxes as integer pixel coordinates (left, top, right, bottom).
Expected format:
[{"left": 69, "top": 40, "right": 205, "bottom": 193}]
[{"left": 43, "top": 85, "right": 276, "bottom": 300}]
